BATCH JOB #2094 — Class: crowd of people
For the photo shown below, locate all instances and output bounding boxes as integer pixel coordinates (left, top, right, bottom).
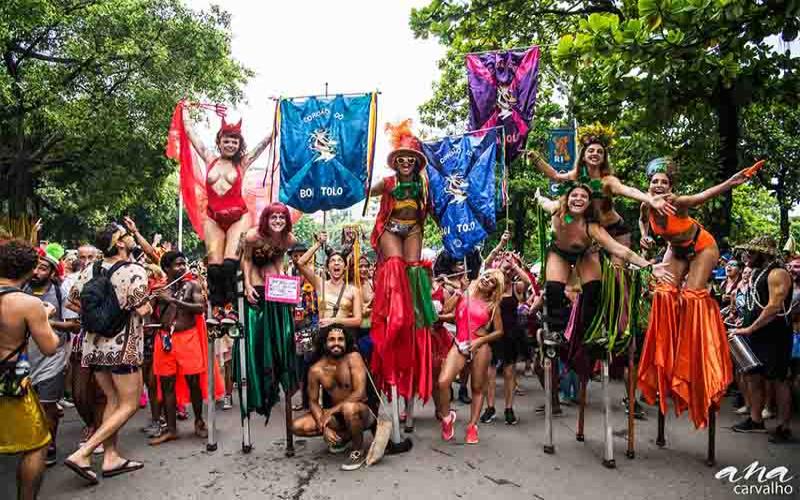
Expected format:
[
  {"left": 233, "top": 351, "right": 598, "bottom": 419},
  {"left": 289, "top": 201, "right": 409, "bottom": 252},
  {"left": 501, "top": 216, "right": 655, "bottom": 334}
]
[{"left": 2, "top": 117, "right": 799, "bottom": 500}]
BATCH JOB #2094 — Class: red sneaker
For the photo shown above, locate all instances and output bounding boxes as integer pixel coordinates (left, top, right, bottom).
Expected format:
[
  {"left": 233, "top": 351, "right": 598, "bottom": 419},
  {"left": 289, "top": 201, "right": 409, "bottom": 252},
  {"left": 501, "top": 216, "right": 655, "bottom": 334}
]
[
  {"left": 440, "top": 410, "right": 456, "bottom": 441},
  {"left": 465, "top": 424, "right": 479, "bottom": 444}
]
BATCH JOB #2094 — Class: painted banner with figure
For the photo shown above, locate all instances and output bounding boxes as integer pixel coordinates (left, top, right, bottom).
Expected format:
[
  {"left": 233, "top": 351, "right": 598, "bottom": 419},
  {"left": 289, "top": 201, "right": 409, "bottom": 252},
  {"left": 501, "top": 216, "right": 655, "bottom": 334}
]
[
  {"left": 547, "top": 128, "right": 576, "bottom": 196},
  {"left": 466, "top": 46, "right": 540, "bottom": 165},
  {"left": 278, "top": 93, "right": 378, "bottom": 213},
  {"left": 423, "top": 128, "right": 498, "bottom": 259}
]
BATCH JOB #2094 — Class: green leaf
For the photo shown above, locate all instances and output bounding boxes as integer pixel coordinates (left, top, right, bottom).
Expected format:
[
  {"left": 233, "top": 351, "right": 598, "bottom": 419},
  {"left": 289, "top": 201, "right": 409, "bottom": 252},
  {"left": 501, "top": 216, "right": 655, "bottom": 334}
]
[{"left": 556, "top": 34, "right": 575, "bottom": 57}]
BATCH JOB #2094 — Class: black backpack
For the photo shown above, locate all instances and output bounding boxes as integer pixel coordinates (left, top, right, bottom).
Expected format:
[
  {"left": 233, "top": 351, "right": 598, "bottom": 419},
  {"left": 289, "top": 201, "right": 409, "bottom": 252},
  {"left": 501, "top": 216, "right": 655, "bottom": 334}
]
[{"left": 79, "top": 261, "right": 131, "bottom": 338}]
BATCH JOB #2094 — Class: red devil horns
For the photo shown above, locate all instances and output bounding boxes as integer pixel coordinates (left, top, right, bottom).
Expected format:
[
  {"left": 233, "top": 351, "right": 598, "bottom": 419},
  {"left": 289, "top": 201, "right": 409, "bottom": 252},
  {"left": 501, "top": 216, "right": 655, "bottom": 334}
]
[{"left": 220, "top": 117, "right": 242, "bottom": 136}]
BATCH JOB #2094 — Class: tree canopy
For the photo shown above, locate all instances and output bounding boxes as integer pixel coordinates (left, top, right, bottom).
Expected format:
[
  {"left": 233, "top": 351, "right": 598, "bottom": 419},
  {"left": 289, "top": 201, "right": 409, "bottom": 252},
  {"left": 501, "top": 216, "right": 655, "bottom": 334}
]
[
  {"left": 1, "top": 0, "right": 250, "bottom": 242},
  {"left": 411, "top": 0, "right": 800, "bottom": 259}
]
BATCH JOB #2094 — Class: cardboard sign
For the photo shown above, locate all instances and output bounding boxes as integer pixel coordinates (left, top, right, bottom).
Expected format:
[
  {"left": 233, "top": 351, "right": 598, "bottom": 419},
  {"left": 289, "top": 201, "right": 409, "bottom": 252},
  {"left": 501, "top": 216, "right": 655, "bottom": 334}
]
[{"left": 265, "top": 275, "right": 301, "bottom": 304}]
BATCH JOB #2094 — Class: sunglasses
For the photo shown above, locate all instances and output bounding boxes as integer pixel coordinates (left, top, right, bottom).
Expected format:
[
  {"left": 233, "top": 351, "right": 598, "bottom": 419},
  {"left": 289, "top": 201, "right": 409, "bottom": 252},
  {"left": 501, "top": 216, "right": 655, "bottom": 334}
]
[{"left": 395, "top": 157, "right": 418, "bottom": 166}]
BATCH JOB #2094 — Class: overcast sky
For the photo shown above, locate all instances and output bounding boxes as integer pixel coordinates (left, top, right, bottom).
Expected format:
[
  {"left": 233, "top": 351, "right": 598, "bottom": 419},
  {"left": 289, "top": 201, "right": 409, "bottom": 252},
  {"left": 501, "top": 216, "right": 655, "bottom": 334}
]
[{"left": 186, "top": 0, "right": 445, "bottom": 176}]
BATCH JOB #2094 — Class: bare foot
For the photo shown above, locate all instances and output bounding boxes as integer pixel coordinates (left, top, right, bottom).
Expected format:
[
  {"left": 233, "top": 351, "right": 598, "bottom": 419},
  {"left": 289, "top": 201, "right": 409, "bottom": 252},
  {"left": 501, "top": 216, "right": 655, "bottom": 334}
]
[
  {"left": 194, "top": 420, "right": 208, "bottom": 438},
  {"left": 149, "top": 432, "right": 179, "bottom": 446},
  {"left": 65, "top": 450, "right": 91, "bottom": 469}
]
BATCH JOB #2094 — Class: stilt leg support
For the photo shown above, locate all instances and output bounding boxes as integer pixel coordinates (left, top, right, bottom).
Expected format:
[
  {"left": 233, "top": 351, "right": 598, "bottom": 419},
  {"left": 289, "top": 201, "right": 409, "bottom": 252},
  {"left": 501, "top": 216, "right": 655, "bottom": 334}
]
[
  {"left": 576, "top": 379, "right": 586, "bottom": 442},
  {"left": 601, "top": 355, "right": 615, "bottom": 469},
  {"left": 543, "top": 358, "right": 555, "bottom": 454},
  {"left": 656, "top": 410, "right": 666, "bottom": 447},
  {"left": 706, "top": 406, "right": 716, "bottom": 467},
  {"left": 285, "top": 392, "right": 294, "bottom": 457}
]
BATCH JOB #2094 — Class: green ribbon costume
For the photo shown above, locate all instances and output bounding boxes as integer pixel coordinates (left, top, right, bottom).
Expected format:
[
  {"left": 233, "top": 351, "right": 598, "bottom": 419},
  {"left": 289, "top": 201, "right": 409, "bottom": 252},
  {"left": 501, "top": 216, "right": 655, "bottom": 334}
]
[
  {"left": 234, "top": 298, "right": 298, "bottom": 423},
  {"left": 406, "top": 266, "right": 438, "bottom": 327}
]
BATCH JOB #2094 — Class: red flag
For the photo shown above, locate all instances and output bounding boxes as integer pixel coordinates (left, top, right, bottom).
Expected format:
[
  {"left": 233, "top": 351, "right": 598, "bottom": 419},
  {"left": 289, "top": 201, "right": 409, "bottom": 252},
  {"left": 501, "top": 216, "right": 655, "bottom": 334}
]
[{"left": 167, "top": 102, "right": 207, "bottom": 240}]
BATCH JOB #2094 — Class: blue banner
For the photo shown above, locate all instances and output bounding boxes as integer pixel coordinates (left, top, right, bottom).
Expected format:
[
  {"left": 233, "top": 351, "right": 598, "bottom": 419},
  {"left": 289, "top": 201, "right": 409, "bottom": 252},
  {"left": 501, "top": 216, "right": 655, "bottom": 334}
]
[
  {"left": 423, "top": 129, "right": 498, "bottom": 259},
  {"left": 547, "top": 128, "right": 575, "bottom": 196},
  {"left": 279, "top": 94, "right": 376, "bottom": 213}
]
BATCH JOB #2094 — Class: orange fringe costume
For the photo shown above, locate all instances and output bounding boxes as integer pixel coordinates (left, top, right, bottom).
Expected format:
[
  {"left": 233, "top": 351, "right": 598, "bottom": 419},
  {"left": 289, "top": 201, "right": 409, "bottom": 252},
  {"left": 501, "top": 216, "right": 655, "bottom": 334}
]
[{"left": 637, "top": 221, "right": 733, "bottom": 429}]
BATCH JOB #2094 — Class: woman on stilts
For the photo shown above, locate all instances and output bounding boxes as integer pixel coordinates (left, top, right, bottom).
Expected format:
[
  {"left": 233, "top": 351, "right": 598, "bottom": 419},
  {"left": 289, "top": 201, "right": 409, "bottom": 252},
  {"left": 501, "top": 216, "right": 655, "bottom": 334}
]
[
  {"left": 239, "top": 202, "right": 299, "bottom": 420},
  {"left": 369, "top": 120, "right": 437, "bottom": 410},
  {"left": 181, "top": 104, "right": 274, "bottom": 325},
  {"left": 534, "top": 184, "right": 674, "bottom": 415},
  {"left": 637, "top": 158, "right": 754, "bottom": 429}
]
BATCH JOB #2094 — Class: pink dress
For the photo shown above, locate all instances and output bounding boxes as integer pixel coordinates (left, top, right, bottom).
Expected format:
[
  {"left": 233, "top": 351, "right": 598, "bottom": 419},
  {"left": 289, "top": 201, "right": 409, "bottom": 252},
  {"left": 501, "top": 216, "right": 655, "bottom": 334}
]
[{"left": 455, "top": 296, "right": 490, "bottom": 344}]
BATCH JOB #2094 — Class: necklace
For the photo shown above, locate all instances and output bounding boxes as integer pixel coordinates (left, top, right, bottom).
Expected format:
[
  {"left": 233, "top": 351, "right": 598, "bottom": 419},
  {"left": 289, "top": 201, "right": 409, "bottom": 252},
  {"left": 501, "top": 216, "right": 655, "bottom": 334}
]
[{"left": 746, "top": 260, "right": 789, "bottom": 316}]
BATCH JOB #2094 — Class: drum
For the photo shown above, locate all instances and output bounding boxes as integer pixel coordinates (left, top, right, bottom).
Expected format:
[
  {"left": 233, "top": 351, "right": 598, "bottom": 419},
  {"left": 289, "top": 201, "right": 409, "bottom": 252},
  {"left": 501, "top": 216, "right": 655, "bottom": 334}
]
[{"left": 728, "top": 334, "right": 761, "bottom": 372}]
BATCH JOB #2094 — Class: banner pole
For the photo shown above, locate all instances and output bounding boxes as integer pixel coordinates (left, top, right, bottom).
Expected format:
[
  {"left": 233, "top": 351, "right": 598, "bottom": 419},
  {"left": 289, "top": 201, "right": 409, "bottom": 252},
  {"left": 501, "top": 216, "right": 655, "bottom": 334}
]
[{"left": 178, "top": 185, "right": 184, "bottom": 252}]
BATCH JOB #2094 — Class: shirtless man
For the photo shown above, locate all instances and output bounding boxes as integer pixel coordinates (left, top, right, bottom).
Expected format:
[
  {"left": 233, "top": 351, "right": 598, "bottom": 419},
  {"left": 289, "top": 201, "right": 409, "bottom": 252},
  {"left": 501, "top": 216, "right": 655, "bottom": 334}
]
[
  {"left": 291, "top": 327, "right": 375, "bottom": 471},
  {"left": 0, "top": 240, "right": 59, "bottom": 500},
  {"left": 149, "top": 251, "right": 208, "bottom": 445}
]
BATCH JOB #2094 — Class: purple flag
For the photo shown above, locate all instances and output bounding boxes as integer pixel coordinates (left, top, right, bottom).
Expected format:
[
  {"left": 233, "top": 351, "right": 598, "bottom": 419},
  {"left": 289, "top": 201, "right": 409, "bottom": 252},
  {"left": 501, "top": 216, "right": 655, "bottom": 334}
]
[{"left": 466, "top": 46, "right": 540, "bottom": 164}]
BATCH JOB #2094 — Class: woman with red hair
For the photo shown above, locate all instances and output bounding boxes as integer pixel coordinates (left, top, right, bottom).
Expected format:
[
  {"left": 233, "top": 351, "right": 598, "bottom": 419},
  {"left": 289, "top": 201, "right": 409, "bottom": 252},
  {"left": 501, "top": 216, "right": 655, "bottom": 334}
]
[
  {"left": 182, "top": 108, "right": 273, "bottom": 325},
  {"left": 239, "top": 202, "right": 298, "bottom": 421}
]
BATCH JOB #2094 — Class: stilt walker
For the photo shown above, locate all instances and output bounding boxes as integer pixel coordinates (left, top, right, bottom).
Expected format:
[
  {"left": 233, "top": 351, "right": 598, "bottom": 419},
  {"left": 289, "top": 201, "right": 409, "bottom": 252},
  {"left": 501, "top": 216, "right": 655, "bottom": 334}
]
[
  {"left": 534, "top": 186, "right": 671, "bottom": 461},
  {"left": 367, "top": 120, "right": 437, "bottom": 454},
  {"left": 638, "top": 157, "right": 757, "bottom": 463}
]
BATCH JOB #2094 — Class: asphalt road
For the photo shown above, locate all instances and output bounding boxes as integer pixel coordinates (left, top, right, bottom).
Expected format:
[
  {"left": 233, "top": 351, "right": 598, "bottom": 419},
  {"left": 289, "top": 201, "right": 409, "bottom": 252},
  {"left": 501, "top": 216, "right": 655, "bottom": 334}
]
[{"left": 2, "top": 376, "right": 798, "bottom": 500}]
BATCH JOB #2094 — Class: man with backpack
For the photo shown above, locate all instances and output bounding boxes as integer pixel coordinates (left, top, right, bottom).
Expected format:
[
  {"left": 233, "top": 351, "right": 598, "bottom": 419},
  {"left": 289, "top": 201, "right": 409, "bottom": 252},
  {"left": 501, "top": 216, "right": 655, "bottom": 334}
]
[
  {"left": 23, "top": 245, "right": 78, "bottom": 467},
  {"left": 64, "top": 223, "right": 151, "bottom": 485},
  {"left": 0, "top": 239, "right": 60, "bottom": 500}
]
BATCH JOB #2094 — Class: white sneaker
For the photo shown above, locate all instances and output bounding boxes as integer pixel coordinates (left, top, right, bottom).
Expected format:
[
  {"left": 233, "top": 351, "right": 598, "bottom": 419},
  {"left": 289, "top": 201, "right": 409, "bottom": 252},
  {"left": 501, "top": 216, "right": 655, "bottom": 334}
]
[
  {"left": 762, "top": 408, "right": 775, "bottom": 420},
  {"left": 735, "top": 405, "right": 750, "bottom": 415},
  {"left": 59, "top": 398, "right": 75, "bottom": 408}
]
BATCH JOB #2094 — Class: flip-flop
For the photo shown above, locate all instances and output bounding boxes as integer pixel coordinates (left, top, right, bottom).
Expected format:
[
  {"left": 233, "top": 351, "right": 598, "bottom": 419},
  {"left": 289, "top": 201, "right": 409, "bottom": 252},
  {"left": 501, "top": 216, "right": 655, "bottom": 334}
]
[
  {"left": 101, "top": 460, "right": 143, "bottom": 478},
  {"left": 64, "top": 459, "right": 99, "bottom": 485}
]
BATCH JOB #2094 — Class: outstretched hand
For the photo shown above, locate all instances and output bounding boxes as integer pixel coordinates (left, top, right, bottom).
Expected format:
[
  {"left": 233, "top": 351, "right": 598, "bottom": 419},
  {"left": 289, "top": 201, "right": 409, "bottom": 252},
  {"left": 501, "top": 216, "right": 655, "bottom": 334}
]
[{"left": 650, "top": 194, "right": 676, "bottom": 216}]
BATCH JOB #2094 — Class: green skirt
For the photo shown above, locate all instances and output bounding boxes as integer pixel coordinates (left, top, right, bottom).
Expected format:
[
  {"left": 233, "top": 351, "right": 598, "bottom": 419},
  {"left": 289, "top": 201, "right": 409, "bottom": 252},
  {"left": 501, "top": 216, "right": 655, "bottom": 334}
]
[{"left": 234, "top": 298, "right": 298, "bottom": 423}]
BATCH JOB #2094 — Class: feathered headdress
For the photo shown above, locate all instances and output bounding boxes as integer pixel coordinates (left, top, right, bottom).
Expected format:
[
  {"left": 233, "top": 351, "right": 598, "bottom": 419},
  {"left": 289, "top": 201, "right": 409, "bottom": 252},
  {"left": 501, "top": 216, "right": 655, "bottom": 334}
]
[
  {"left": 385, "top": 119, "right": 427, "bottom": 169},
  {"left": 578, "top": 122, "right": 616, "bottom": 149}
]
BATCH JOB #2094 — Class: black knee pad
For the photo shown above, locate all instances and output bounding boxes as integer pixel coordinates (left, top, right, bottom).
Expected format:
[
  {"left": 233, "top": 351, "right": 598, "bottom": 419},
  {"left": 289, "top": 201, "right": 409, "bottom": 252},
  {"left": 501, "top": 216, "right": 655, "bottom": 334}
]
[
  {"left": 207, "top": 264, "right": 225, "bottom": 307},
  {"left": 222, "top": 258, "right": 240, "bottom": 304},
  {"left": 544, "top": 281, "right": 569, "bottom": 330},
  {"left": 579, "top": 280, "right": 602, "bottom": 326}
]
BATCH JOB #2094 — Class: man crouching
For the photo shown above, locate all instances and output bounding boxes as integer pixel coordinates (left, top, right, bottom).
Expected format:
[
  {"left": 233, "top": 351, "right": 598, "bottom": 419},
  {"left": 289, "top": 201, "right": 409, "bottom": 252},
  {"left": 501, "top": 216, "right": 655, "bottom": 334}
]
[{"left": 292, "top": 326, "right": 376, "bottom": 471}]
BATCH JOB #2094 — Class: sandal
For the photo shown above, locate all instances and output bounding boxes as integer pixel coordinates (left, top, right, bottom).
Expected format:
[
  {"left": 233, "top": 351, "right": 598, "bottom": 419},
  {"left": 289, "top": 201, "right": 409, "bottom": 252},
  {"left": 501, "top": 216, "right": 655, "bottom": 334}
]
[
  {"left": 102, "top": 459, "right": 144, "bottom": 478},
  {"left": 64, "top": 459, "right": 99, "bottom": 485}
]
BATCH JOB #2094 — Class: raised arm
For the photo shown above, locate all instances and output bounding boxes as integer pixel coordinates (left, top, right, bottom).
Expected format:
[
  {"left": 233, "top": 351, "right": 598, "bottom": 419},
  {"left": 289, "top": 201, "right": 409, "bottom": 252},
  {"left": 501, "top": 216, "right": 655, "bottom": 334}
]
[
  {"left": 604, "top": 176, "right": 675, "bottom": 215},
  {"left": 534, "top": 188, "right": 560, "bottom": 214},
  {"left": 673, "top": 167, "right": 749, "bottom": 209},
  {"left": 182, "top": 105, "right": 214, "bottom": 164},
  {"left": 484, "top": 231, "right": 510, "bottom": 269},
  {"left": 296, "top": 234, "right": 325, "bottom": 291},
  {"left": 528, "top": 151, "right": 573, "bottom": 182},
  {"left": 123, "top": 217, "right": 159, "bottom": 264},
  {"left": 242, "top": 129, "right": 275, "bottom": 171}
]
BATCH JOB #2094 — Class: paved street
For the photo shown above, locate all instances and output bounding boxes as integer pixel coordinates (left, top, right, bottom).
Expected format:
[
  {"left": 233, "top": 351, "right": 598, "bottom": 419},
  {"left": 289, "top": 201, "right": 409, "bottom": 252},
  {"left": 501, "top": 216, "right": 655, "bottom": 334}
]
[{"left": 2, "top": 376, "right": 798, "bottom": 500}]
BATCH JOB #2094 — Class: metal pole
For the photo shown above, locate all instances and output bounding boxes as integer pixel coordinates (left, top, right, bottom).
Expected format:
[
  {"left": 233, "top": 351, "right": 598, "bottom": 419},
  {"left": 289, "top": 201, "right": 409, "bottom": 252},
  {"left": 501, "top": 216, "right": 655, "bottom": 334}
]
[
  {"left": 601, "top": 353, "right": 615, "bottom": 468},
  {"left": 576, "top": 378, "right": 586, "bottom": 442},
  {"left": 178, "top": 189, "right": 184, "bottom": 252},
  {"left": 543, "top": 357, "right": 554, "bottom": 454},
  {"left": 405, "top": 396, "right": 415, "bottom": 433},
  {"left": 656, "top": 410, "right": 666, "bottom": 447},
  {"left": 706, "top": 406, "right": 716, "bottom": 467},
  {"left": 206, "top": 301, "right": 217, "bottom": 452},
  {"left": 626, "top": 335, "right": 637, "bottom": 459},
  {"left": 238, "top": 274, "right": 252, "bottom": 453},
  {"left": 285, "top": 392, "right": 294, "bottom": 457},
  {"left": 390, "top": 385, "right": 402, "bottom": 444}
]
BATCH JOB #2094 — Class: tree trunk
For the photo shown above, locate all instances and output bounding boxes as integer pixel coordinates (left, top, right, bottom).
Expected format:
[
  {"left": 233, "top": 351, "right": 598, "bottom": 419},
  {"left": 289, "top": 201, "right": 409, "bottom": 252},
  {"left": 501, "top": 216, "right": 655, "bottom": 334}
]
[{"left": 712, "top": 81, "right": 739, "bottom": 244}]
